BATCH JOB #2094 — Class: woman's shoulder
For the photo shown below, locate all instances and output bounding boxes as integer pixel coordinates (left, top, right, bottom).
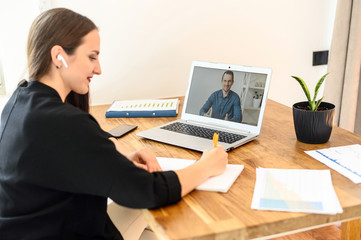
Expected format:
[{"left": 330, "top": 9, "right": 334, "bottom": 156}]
[{"left": 19, "top": 82, "right": 95, "bottom": 126}]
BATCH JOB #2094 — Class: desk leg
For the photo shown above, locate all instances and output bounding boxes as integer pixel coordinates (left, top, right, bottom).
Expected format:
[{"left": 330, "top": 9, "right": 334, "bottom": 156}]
[{"left": 341, "top": 218, "right": 361, "bottom": 240}]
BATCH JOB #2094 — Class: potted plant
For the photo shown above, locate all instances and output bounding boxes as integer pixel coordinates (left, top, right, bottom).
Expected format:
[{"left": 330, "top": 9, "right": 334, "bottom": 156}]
[
  {"left": 291, "top": 73, "right": 335, "bottom": 144},
  {"left": 253, "top": 91, "right": 262, "bottom": 108}
]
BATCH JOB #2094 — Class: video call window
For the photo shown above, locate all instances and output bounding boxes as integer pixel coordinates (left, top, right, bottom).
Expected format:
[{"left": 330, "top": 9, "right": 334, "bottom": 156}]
[{"left": 185, "top": 66, "right": 267, "bottom": 126}]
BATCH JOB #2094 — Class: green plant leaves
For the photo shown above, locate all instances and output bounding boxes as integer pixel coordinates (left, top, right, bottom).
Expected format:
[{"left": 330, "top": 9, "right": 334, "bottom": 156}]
[
  {"left": 313, "top": 73, "right": 329, "bottom": 103},
  {"left": 291, "top": 75, "right": 312, "bottom": 108},
  {"left": 315, "top": 97, "right": 324, "bottom": 110},
  {"left": 292, "top": 73, "right": 329, "bottom": 111}
]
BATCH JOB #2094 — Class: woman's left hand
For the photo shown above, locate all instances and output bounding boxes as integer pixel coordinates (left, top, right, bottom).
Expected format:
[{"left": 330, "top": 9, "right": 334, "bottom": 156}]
[
  {"left": 127, "top": 148, "right": 162, "bottom": 172},
  {"left": 109, "top": 137, "right": 162, "bottom": 172}
]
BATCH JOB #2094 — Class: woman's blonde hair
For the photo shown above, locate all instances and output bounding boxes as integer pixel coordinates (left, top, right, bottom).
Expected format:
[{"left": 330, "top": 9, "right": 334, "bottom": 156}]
[{"left": 26, "top": 8, "right": 97, "bottom": 112}]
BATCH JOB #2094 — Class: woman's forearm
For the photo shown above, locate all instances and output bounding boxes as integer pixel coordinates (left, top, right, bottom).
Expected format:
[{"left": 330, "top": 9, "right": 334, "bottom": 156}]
[{"left": 175, "top": 160, "right": 210, "bottom": 196}]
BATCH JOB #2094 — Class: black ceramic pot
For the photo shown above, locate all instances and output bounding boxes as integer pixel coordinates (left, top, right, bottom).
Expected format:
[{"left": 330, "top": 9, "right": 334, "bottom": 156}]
[{"left": 292, "top": 101, "right": 335, "bottom": 144}]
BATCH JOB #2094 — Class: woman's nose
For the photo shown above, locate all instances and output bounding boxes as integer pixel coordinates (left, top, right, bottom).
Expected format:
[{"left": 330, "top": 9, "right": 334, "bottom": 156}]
[{"left": 94, "top": 62, "right": 102, "bottom": 75}]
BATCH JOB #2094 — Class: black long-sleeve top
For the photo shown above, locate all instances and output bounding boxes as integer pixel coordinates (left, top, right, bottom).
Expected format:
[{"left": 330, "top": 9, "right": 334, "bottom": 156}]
[{"left": 0, "top": 81, "right": 181, "bottom": 240}]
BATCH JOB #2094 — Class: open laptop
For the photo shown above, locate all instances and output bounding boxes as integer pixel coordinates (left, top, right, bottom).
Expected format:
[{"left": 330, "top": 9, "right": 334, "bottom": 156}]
[{"left": 137, "top": 61, "right": 272, "bottom": 151}]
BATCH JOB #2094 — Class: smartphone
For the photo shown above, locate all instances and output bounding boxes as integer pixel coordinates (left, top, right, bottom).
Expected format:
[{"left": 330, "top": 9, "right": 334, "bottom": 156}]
[{"left": 108, "top": 124, "right": 137, "bottom": 138}]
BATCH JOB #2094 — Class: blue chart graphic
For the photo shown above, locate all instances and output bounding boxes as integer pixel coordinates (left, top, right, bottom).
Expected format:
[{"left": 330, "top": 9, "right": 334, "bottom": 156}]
[
  {"left": 259, "top": 172, "right": 324, "bottom": 212},
  {"left": 306, "top": 144, "right": 361, "bottom": 184}
]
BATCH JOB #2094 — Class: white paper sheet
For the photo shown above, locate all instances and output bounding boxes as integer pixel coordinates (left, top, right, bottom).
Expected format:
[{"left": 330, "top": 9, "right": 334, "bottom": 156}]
[
  {"left": 251, "top": 168, "right": 343, "bottom": 215},
  {"left": 157, "top": 157, "right": 244, "bottom": 193},
  {"left": 305, "top": 144, "right": 361, "bottom": 184}
]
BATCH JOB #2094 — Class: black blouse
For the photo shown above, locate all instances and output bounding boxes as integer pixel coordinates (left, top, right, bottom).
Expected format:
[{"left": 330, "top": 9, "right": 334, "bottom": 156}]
[{"left": 0, "top": 81, "right": 181, "bottom": 240}]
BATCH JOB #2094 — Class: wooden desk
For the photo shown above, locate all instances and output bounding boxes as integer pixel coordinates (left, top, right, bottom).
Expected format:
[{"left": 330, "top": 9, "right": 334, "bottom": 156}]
[{"left": 91, "top": 99, "right": 361, "bottom": 240}]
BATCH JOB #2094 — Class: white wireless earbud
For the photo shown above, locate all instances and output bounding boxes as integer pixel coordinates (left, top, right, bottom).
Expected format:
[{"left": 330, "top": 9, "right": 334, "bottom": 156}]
[{"left": 57, "top": 54, "right": 68, "bottom": 68}]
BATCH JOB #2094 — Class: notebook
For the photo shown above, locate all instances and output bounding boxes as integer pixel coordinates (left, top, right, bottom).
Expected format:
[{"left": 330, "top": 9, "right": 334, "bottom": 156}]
[
  {"left": 137, "top": 61, "right": 272, "bottom": 151},
  {"left": 157, "top": 157, "right": 244, "bottom": 192}
]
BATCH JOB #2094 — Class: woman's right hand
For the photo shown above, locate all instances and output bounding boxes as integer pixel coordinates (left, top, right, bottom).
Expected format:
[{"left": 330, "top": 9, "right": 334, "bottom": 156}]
[
  {"left": 175, "top": 145, "right": 228, "bottom": 196},
  {"left": 198, "top": 145, "right": 228, "bottom": 177}
]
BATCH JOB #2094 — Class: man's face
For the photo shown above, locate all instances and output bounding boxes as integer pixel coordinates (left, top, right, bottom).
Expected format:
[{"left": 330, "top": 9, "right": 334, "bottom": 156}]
[{"left": 221, "top": 73, "right": 233, "bottom": 93}]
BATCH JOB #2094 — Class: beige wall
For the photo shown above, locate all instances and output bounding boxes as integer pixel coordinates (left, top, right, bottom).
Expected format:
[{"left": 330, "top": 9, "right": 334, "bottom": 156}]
[{"left": 0, "top": 0, "right": 337, "bottom": 108}]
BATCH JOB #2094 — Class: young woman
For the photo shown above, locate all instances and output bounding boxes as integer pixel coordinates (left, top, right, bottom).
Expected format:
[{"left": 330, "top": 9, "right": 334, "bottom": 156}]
[{"left": 0, "top": 8, "right": 228, "bottom": 240}]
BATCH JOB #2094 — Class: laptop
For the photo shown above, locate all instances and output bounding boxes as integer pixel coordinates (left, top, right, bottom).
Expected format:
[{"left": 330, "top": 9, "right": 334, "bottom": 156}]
[{"left": 137, "top": 61, "right": 272, "bottom": 151}]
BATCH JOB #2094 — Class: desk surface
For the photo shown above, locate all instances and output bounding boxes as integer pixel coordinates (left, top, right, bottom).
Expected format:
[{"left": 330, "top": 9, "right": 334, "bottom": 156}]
[{"left": 91, "top": 98, "right": 361, "bottom": 240}]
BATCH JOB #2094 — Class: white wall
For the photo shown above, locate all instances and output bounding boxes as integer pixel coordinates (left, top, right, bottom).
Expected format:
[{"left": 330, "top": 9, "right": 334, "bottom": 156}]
[
  {"left": 0, "top": 0, "right": 40, "bottom": 95},
  {"left": 0, "top": 0, "right": 337, "bottom": 107}
]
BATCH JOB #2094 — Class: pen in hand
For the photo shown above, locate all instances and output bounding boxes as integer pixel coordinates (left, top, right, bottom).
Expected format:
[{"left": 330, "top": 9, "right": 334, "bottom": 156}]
[{"left": 213, "top": 133, "right": 219, "bottom": 148}]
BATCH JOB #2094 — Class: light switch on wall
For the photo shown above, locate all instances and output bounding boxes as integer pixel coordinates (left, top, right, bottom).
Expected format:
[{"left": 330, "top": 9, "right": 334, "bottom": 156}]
[{"left": 313, "top": 51, "right": 329, "bottom": 66}]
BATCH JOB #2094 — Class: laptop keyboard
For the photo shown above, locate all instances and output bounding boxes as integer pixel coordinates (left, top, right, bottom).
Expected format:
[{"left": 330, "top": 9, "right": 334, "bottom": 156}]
[{"left": 160, "top": 122, "right": 246, "bottom": 144}]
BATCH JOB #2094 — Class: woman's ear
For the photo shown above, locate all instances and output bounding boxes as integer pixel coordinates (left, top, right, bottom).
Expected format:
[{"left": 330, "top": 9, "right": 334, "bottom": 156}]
[{"left": 50, "top": 45, "right": 65, "bottom": 69}]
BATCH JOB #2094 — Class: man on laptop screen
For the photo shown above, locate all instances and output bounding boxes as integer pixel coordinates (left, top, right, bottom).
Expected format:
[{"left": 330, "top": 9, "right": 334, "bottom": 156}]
[{"left": 199, "top": 70, "right": 242, "bottom": 123}]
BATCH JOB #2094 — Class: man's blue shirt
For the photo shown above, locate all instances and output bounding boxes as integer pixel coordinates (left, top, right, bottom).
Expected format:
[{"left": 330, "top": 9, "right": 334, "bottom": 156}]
[{"left": 200, "top": 90, "right": 242, "bottom": 122}]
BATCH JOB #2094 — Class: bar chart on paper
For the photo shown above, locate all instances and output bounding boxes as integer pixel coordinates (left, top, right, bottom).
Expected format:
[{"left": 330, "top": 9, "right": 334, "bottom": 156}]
[
  {"left": 251, "top": 168, "right": 343, "bottom": 214},
  {"left": 306, "top": 144, "right": 361, "bottom": 184},
  {"left": 105, "top": 98, "right": 179, "bottom": 118}
]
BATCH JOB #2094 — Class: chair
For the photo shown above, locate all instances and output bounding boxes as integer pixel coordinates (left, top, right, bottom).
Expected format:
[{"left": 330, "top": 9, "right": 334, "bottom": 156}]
[{"left": 107, "top": 199, "right": 157, "bottom": 240}]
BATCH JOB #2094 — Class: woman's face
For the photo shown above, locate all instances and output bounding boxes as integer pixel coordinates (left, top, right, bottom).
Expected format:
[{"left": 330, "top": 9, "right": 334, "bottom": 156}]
[{"left": 62, "top": 29, "right": 101, "bottom": 95}]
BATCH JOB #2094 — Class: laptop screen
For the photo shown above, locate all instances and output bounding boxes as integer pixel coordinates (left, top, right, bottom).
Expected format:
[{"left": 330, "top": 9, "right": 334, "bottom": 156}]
[{"left": 182, "top": 61, "right": 271, "bottom": 133}]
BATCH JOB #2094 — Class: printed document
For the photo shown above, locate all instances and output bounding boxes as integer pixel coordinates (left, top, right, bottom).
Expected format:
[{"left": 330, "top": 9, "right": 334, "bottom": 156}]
[
  {"left": 251, "top": 168, "right": 343, "bottom": 214},
  {"left": 305, "top": 144, "right": 361, "bottom": 184}
]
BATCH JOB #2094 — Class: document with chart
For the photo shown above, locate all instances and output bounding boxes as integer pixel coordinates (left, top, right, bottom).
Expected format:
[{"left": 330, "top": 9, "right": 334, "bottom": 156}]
[
  {"left": 251, "top": 168, "right": 343, "bottom": 214},
  {"left": 305, "top": 144, "right": 361, "bottom": 184},
  {"left": 105, "top": 98, "right": 179, "bottom": 118}
]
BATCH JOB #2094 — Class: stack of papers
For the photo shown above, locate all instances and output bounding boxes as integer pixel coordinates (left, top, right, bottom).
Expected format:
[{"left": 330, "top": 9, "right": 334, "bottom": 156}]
[
  {"left": 306, "top": 144, "right": 361, "bottom": 184},
  {"left": 157, "top": 157, "right": 244, "bottom": 193},
  {"left": 106, "top": 98, "right": 179, "bottom": 118},
  {"left": 251, "top": 168, "right": 343, "bottom": 214}
]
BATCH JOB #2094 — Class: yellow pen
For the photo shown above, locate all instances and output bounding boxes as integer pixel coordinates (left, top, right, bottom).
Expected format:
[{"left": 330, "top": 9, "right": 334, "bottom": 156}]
[{"left": 213, "top": 133, "right": 219, "bottom": 148}]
